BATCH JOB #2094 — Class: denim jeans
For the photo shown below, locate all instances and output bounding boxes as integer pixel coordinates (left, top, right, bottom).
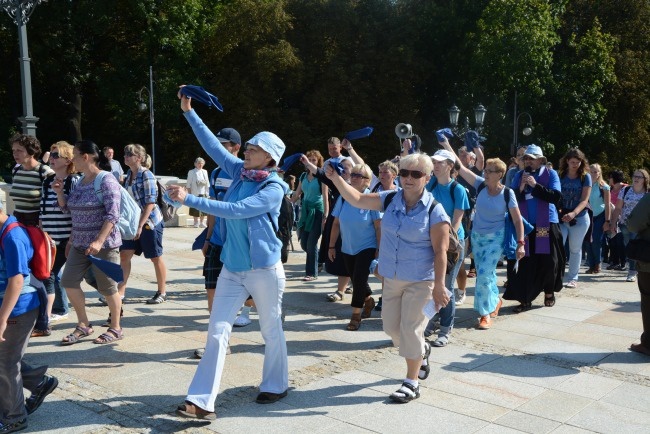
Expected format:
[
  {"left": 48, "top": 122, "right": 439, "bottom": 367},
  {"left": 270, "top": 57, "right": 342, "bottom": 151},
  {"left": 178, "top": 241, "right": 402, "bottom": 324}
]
[
  {"left": 560, "top": 212, "right": 590, "bottom": 281},
  {"left": 426, "top": 239, "right": 465, "bottom": 337},
  {"left": 298, "top": 209, "right": 323, "bottom": 277},
  {"left": 586, "top": 212, "right": 605, "bottom": 269},
  {"left": 620, "top": 223, "right": 637, "bottom": 274},
  {"left": 186, "top": 262, "right": 288, "bottom": 412},
  {"left": 44, "top": 239, "right": 70, "bottom": 315}
]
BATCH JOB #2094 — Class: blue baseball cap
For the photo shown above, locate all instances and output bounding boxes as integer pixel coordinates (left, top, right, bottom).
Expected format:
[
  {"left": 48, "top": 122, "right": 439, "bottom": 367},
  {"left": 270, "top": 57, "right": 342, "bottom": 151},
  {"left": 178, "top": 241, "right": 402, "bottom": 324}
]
[{"left": 216, "top": 128, "right": 241, "bottom": 146}]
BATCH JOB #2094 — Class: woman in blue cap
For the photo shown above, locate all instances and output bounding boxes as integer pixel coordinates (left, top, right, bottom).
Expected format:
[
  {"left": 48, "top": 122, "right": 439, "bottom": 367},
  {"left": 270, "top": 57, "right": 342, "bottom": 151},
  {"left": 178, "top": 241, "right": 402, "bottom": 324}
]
[
  {"left": 505, "top": 145, "right": 564, "bottom": 311},
  {"left": 169, "top": 90, "right": 289, "bottom": 420}
]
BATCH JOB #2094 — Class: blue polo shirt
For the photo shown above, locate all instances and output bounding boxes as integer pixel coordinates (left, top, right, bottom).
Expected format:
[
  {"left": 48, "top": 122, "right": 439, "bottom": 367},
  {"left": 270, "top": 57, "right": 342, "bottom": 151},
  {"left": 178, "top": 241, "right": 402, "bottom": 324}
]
[
  {"left": 377, "top": 190, "right": 451, "bottom": 281},
  {"left": 332, "top": 193, "right": 381, "bottom": 255},
  {"left": 0, "top": 216, "right": 39, "bottom": 317}
]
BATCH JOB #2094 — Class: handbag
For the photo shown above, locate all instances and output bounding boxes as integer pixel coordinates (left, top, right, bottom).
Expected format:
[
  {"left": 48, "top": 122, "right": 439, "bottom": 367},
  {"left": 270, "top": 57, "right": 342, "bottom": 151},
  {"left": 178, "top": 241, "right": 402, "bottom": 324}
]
[{"left": 626, "top": 238, "right": 650, "bottom": 262}]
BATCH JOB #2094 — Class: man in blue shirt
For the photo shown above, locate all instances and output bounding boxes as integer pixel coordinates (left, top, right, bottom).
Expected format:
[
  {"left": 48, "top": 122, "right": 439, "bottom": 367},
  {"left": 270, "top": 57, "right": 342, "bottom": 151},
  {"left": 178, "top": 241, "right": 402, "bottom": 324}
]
[{"left": 0, "top": 200, "right": 58, "bottom": 433}]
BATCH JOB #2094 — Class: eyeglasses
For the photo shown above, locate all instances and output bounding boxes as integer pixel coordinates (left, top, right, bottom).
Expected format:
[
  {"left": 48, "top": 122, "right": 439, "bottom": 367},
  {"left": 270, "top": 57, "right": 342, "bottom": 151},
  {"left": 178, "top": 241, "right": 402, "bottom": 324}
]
[
  {"left": 485, "top": 169, "right": 501, "bottom": 174},
  {"left": 50, "top": 152, "right": 60, "bottom": 160},
  {"left": 350, "top": 173, "right": 369, "bottom": 179},
  {"left": 124, "top": 152, "right": 135, "bottom": 157},
  {"left": 399, "top": 169, "right": 426, "bottom": 179},
  {"left": 522, "top": 156, "right": 534, "bottom": 161},
  {"left": 633, "top": 175, "right": 646, "bottom": 180}
]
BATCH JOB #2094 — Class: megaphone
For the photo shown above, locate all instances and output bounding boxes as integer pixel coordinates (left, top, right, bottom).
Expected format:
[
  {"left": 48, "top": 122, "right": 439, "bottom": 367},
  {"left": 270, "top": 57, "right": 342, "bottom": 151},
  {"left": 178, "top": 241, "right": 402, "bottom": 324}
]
[{"left": 395, "top": 123, "right": 412, "bottom": 139}]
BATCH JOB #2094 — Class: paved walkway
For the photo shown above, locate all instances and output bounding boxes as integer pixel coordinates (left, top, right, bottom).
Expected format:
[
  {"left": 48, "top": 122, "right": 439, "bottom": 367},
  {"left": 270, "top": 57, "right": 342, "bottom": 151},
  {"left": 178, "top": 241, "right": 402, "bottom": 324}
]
[{"left": 23, "top": 227, "right": 650, "bottom": 433}]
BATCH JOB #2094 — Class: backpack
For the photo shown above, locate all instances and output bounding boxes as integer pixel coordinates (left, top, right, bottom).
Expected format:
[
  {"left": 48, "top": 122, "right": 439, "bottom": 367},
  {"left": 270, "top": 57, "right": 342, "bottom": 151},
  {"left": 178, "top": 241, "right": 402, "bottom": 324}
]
[
  {"left": 13, "top": 163, "right": 47, "bottom": 185},
  {"left": 0, "top": 222, "right": 56, "bottom": 281},
  {"left": 383, "top": 191, "right": 462, "bottom": 273},
  {"left": 156, "top": 180, "right": 176, "bottom": 222},
  {"left": 92, "top": 171, "right": 141, "bottom": 240},
  {"left": 258, "top": 180, "right": 294, "bottom": 263}
]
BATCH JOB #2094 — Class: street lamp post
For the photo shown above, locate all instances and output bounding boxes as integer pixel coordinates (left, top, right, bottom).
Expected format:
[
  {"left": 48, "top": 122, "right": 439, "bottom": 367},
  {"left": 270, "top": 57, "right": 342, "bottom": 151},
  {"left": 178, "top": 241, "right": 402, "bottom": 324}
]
[
  {"left": 1, "top": 0, "right": 46, "bottom": 137},
  {"left": 136, "top": 66, "right": 156, "bottom": 173},
  {"left": 511, "top": 91, "right": 534, "bottom": 156},
  {"left": 447, "top": 103, "right": 487, "bottom": 137}
]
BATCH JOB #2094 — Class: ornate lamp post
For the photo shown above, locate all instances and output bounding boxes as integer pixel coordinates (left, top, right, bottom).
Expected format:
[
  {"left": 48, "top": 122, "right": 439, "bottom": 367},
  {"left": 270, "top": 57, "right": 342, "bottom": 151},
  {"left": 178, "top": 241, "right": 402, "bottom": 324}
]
[
  {"left": 511, "top": 91, "right": 534, "bottom": 155},
  {"left": 448, "top": 103, "right": 487, "bottom": 137},
  {"left": 1, "top": 0, "right": 46, "bottom": 136},
  {"left": 136, "top": 66, "right": 156, "bottom": 173}
]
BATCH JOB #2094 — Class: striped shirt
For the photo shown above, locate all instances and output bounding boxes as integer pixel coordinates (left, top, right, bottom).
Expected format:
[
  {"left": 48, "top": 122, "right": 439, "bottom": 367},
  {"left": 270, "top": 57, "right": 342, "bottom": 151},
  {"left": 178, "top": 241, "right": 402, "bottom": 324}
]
[
  {"left": 40, "top": 174, "right": 80, "bottom": 244},
  {"left": 10, "top": 164, "right": 55, "bottom": 214}
]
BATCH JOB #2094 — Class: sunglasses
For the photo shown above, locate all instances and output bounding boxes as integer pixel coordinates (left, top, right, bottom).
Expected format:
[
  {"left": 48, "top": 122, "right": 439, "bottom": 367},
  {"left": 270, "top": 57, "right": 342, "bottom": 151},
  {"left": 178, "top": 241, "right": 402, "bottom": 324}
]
[
  {"left": 124, "top": 152, "right": 135, "bottom": 157},
  {"left": 399, "top": 169, "right": 427, "bottom": 179},
  {"left": 350, "top": 173, "right": 369, "bottom": 179},
  {"left": 50, "top": 152, "right": 61, "bottom": 160}
]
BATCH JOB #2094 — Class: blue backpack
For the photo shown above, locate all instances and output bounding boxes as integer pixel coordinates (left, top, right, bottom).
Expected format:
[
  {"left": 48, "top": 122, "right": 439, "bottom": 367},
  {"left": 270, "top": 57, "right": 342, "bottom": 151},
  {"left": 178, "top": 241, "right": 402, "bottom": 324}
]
[{"left": 92, "top": 171, "right": 141, "bottom": 240}]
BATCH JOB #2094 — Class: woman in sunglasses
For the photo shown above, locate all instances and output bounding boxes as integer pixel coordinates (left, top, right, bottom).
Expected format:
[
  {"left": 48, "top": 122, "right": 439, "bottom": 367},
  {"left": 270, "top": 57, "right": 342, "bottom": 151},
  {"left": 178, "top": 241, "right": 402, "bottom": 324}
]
[
  {"left": 37, "top": 142, "right": 81, "bottom": 334},
  {"left": 328, "top": 163, "right": 381, "bottom": 330},
  {"left": 325, "top": 153, "right": 450, "bottom": 404}
]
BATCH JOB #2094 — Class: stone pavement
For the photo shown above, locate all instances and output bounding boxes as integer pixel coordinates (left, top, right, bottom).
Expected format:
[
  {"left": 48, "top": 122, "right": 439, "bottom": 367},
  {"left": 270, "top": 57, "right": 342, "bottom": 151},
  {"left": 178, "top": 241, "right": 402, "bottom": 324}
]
[{"left": 22, "top": 227, "right": 650, "bottom": 433}]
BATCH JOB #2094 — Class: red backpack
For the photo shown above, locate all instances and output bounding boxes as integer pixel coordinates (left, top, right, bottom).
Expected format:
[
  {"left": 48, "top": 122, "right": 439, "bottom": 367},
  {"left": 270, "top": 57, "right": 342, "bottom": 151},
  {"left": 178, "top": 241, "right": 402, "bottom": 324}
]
[{"left": 0, "top": 222, "right": 56, "bottom": 280}]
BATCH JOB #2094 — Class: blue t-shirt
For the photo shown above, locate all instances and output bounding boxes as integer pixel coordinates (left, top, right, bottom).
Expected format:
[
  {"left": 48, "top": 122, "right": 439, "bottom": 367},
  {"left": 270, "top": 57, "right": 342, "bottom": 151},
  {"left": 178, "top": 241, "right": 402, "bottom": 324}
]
[
  {"left": 426, "top": 177, "right": 470, "bottom": 240},
  {"left": 209, "top": 167, "right": 234, "bottom": 246},
  {"left": 0, "top": 216, "right": 39, "bottom": 317},
  {"left": 220, "top": 181, "right": 258, "bottom": 272},
  {"left": 472, "top": 178, "right": 519, "bottom": 234},
  {"left": 561, "top": 173, "right": 592, "bottom": 218},
  {"left": 589, "top": 183, "right": 610, "bottom": 218},
  {"left": 332, "top": 194, "right": 381, "bottom": 255}
]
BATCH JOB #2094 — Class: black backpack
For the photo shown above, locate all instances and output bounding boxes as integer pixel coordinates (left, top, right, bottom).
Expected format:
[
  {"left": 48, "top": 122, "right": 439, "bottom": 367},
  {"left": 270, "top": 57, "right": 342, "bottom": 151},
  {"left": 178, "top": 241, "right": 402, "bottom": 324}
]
[
  {"left": 259, "top": 180, "right": 294, "bottom": 263},
  {"left": 383, "top": 191, "right": 462, "bottom": 273}
]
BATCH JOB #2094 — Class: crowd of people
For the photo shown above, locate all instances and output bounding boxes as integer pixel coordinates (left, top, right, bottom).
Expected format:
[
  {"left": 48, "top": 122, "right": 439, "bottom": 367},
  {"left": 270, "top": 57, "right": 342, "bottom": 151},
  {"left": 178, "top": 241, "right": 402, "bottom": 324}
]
[{"left": 1, "top": 94, "right": 650, "bottom": 429}]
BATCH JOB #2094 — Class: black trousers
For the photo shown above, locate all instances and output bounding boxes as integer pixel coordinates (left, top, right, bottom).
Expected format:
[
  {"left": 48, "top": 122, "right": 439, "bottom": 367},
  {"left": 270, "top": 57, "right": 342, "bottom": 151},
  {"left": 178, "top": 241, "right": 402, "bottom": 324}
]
[
  {"left": 639, "top": 271, "right": 650, "bottom": 348},
  {"left": 342, "top": 248, "right": 375, "bottom": 309}
]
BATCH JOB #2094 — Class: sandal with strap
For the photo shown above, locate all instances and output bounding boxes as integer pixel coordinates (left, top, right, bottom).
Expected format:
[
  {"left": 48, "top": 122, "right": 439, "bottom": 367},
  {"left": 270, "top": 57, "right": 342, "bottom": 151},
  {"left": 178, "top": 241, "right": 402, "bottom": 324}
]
[
  {"left": 418, "top": 342, "right": 431, "bottom": 380},
  {"left": 513, "top": 302, "right": 532, "bottom": 313},
  {"left": 361, "top": 297, "right": 376, "bottom": 319},
  {"left": 93, "top": 328, "right": 123, "bottom": 344},
  {"left": 31, "top": 328, "right": 52, "bottom": 338},
  {"left": 544, "top": 294, "right": 556, "bottom": 307},
  {"left": 467, "top": 269, "right": 477, "bottom": 278},
  {"left": 175, "top": 401, "right": 217, "bottom": 420},
  {"left": 61, "top": 324, "right": 94, "bottom": 346},
  {"left": 346, "top": 313, "right": 362, "bottom": 331},
  {"left": 390, "top": 381, "right": 420, "bottom": 403},
  {"left": 326, "top": 290, "right": 344, "bottom": 302}
]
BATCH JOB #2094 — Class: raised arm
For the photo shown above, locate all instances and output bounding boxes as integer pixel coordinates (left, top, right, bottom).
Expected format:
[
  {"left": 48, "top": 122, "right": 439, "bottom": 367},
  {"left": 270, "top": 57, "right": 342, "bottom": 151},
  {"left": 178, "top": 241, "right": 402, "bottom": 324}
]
[
  {"left": 474, "top": 145, "right": 485, "bottom": 171},
  {"left": 324, "top": 164, "right": 382, "bottom": 211},
  {"left": 342, "top": 139, "right": 364, "bottom": 165},
  {"left": 439, "top": 137, "right": 479, "bottom": 187}
]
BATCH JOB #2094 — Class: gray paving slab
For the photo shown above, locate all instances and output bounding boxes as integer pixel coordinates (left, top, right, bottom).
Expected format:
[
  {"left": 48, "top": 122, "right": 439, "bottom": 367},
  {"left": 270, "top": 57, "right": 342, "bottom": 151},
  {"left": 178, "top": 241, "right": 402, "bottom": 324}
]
[{"left": 16, "top": 227, "right": 650, "bottom": 434}]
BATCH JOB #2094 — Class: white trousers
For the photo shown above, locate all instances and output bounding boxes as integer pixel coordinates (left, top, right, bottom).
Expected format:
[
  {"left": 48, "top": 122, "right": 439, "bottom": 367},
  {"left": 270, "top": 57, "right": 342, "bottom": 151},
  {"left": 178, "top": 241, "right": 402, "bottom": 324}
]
[{"left": 186, "top": 262, "right": 288, "bottom": 411}]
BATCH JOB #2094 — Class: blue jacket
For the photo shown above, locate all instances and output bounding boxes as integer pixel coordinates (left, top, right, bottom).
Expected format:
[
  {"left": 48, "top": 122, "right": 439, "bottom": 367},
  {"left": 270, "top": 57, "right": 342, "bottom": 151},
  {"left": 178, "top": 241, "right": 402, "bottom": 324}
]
[{"left": 183, "top": 110, "right": 288, "bottom": 269}]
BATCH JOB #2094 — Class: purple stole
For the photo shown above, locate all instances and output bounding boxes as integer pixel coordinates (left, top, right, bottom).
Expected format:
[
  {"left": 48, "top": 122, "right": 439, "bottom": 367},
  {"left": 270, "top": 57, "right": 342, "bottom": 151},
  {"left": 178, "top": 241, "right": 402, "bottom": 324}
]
[{"left": 518, "top": 166, "right": 551, "bottom": 255}]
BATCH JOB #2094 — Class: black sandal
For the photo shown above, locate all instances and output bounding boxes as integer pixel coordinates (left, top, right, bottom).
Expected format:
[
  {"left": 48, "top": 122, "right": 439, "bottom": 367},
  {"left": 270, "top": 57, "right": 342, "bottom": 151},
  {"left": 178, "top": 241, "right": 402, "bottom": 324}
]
[
  {"left": 418, "top": 342, "right": 431, "bottom": 380},
  {"left": 544, "top": 294, "right": 556, "bottom": 307},
  {"left": 513, "top": 302, "right": 532, "bottom": 313},
  {"left": 389, "top": 382, "right": 420, "bottom": 403}
]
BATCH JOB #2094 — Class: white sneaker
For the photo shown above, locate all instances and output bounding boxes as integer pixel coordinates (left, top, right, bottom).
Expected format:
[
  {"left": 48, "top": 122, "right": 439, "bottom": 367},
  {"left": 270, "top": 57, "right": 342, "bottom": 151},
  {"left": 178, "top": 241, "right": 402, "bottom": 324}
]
[
  {"left": 565, "top": 280, "right": 577, "bottom": 288},
  {"left": 50, "top": 313, "right": 69, "bottom": 322},
  {"left": 627, "top": 275, "right": 637, "bottom": 282},
  {"left": 199, "top": 222, "right": 207, "bottom": 228},
  {"left": 456, "top": 290, "right": 466, "bottom": 305},
  {"left": 233, "top": 315, "right": 251, "bottom": 327},
  {"left": 193, "top": 222, "right": 200, "bottom": 228}
]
